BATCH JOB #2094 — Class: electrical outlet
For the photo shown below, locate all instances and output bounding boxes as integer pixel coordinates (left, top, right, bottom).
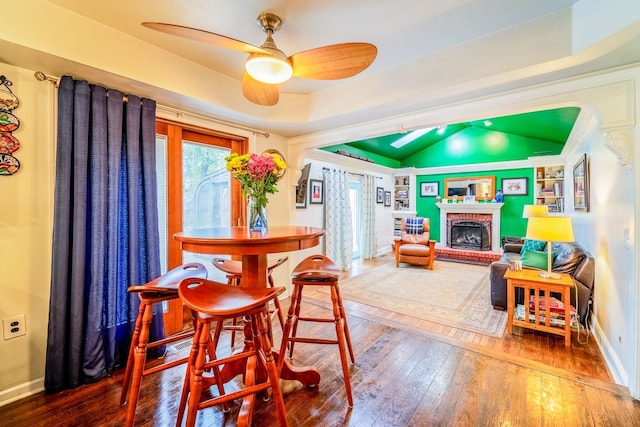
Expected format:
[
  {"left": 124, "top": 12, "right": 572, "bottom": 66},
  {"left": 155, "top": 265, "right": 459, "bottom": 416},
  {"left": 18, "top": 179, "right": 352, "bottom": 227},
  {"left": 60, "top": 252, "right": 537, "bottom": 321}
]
[{"left": 3, "top": 314, "right": 26, "bottom": 340}]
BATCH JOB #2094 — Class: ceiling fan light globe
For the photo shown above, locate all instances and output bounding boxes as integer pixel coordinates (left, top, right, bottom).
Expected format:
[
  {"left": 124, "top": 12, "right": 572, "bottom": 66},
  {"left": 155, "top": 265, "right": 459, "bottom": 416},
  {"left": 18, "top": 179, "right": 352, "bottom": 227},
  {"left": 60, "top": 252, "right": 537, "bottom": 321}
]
[{"left": 245, "top": 52, "right": 292, "bottom": 84}]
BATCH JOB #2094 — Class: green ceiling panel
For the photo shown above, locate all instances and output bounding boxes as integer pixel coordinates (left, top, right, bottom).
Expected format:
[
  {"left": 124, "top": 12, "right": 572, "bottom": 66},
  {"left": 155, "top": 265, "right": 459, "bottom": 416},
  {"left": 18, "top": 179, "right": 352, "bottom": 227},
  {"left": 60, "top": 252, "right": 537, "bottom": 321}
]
[
  {"left": 403, "top": 127, "right": 564, "bottom": 168},
  {"left": 321, "top": 107, "right": 580, "bottom": 168}
]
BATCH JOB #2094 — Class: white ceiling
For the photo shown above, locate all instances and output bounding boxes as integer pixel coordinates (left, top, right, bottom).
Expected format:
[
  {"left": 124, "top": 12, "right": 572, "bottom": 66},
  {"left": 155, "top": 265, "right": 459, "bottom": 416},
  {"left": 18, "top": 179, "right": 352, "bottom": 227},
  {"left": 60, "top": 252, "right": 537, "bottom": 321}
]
[{"left": 5, "top": 1, "right": 640, "bottom": 137}]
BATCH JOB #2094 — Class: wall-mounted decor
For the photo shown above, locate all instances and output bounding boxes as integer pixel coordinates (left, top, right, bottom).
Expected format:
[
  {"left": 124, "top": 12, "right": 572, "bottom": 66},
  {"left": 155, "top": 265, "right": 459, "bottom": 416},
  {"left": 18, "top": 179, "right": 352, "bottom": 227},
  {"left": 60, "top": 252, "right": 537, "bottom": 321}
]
[
  {"left": 309, "top": 179, "right": 323, "bottom": 204},
  {"left": 263, "top": 149, "right": 286, "bottom": 180},
  {"left": 420, "top": 181, "right": 439, "bottom": 197},
  {"left": 376, "top": 187, "right": 384, "bottom": 204},
  {"left": 463, "top": 195, "right": 475, "bottom": 203},
  {"left": 501, "top": 177, "right": 528, "bottom": 196},
  {"left": 444, "top": 176, "right": 495, "bottom": 201},
  {"left": 0, "top": 75, "right": 21, "bottom": 175},
  {"left": 573, "top": 154, "right": 589, "bottom": 212},
  {"left": 295, "top": 163, "right": 311, "bottom": 209},
  {"left": 384, "top": 191, "right": 391, "bottom": 206}
]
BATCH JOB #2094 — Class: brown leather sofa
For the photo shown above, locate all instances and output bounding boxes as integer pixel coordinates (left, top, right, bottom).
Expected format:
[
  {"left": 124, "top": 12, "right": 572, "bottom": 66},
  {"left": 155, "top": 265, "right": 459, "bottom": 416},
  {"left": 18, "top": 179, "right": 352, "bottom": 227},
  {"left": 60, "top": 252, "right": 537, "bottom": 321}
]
[{"left": 490, "top": 240, "right": 595, "bottom": 324}]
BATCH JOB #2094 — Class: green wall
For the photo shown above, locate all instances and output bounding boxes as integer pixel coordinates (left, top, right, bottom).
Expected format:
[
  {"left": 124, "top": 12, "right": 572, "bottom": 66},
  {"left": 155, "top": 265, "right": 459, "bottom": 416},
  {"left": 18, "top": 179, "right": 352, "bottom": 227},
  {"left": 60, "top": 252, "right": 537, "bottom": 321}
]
[{"left": 416, "top": 168, "right": 533, "bottom": 244}]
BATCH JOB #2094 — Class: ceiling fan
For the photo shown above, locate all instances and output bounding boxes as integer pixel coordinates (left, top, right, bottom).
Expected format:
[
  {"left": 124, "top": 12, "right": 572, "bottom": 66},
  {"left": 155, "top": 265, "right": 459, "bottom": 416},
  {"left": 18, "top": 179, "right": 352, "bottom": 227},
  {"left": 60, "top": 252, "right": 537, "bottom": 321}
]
[{"left": 142, "top": 12, "right": 377, "bottom": 106}]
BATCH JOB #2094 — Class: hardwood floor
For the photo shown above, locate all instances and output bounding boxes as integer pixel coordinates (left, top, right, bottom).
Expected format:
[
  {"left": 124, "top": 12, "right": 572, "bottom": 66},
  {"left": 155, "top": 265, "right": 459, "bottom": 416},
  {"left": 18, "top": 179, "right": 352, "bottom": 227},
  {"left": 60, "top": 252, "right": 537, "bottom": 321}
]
[{"left": 1, "top": 255, "right": 638, "bottom": 426}]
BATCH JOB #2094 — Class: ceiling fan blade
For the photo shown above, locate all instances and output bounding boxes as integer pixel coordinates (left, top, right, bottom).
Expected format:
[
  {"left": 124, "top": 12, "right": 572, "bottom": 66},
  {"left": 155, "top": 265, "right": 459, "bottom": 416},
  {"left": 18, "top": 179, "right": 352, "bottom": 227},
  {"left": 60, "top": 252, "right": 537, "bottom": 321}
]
[
  {"left": 142, "top": 22, "right": 269, "bottom": 54},
  {"left": 242, "top": 73, "right": 279, "bottom": 106},
  {"left": 290, "top": 43, "right": 377, "bottom": 80}
]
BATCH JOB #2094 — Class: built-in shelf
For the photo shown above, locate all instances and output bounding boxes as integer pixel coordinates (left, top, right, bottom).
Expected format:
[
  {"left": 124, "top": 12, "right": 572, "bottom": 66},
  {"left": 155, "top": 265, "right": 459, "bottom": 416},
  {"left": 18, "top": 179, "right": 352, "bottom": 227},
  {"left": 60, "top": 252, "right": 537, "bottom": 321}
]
[{"left": 535, "top": 166, "right": 565, "bottom": 213}]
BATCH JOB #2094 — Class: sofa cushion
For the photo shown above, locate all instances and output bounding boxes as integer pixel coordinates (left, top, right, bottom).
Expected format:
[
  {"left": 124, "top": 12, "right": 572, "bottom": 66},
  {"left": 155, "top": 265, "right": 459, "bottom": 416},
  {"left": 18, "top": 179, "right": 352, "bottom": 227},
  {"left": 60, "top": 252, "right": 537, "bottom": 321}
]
[
  {"left": 406, "top": 217, "right": 424, "bottom": 234},
  {"left": 398, "top": 243, "right": 430, "bottom": 256},
  {"left": 552, "top": 242, "right": 586, "bottom": 276},
  {"left": 520, "top": 239, "right": 545, "bottom": 254},
  {"left": 520, "top": 249, "right": 556, "bottom": 270}
]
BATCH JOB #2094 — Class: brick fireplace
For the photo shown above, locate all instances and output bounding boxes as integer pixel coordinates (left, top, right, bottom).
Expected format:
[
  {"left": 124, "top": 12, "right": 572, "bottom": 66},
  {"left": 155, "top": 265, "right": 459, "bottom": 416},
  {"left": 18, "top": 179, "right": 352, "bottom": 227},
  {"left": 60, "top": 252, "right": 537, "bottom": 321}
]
[{"left": 435, "top": 202, "right": 503, "bottom": 265}]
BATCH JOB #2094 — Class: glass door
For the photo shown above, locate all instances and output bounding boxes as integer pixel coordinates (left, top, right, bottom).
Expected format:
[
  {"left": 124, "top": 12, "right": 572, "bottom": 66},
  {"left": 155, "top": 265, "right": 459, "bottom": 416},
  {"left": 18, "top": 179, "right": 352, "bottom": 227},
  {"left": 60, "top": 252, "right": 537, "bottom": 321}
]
[
  {"left": 349, "top": 180, "right": 362, "bottom": 259},
  {"left": 156, "top": 121, "right": 246, "bottom": 334}
]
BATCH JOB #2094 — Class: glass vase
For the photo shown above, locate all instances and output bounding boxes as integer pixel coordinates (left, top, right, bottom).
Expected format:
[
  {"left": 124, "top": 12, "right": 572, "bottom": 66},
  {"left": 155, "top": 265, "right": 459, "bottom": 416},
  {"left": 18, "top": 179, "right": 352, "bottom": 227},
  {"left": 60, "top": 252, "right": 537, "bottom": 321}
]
[{"left": 248, "top": 196, "right": 268, "bottom": 232}]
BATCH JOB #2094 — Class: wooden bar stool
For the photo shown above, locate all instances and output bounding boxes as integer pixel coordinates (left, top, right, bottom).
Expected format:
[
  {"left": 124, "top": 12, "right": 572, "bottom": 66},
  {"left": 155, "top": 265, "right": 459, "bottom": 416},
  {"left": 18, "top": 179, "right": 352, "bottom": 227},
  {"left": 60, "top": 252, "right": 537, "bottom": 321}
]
[
  {"left": 279, "top": 254, "right": 355, "bottom": 407},
  {"left": 212, "top": 257, "right": 287, "bottom": 347},
  {"left": 177, "top": 277, "right": 289, "bottom": 427},
  {"left": 120, "top": 263, "right": 212, "bottom": 427}
]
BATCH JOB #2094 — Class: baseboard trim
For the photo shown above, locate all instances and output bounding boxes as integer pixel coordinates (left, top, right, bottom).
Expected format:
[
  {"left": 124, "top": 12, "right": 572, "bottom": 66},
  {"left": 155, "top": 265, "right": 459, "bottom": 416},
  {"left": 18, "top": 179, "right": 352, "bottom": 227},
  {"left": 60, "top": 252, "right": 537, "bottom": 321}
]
[
  {"left": 0, "top": 377, "right": 44, "bottom": 407},
  {"left": 592, "top": 314, "right": 629, "bottom": 387}
]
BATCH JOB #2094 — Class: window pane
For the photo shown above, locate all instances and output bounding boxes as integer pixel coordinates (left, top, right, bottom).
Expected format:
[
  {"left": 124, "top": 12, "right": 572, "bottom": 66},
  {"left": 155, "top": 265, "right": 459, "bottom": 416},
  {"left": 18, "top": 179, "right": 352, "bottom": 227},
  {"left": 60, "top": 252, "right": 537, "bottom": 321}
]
[
  {"left": 182, "top": 140, "right": 231, "bottom": 282},
  {"left": 182, "top": 140, "right": 231, "bottom": 230},
  {"left": 349, "top": 181, "right": 361, "bottom": 257},
  {"left": 156, "top": 134, "right": 168, "bottom": 274}
]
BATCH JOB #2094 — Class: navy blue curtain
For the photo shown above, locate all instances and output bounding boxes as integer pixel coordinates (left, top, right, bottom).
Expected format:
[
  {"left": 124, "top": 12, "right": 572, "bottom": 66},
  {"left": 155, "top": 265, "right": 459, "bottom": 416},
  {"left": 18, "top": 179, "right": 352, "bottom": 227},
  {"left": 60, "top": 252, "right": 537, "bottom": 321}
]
[{"left": 45, "top": 76, "right": 162, "bottom": 393}]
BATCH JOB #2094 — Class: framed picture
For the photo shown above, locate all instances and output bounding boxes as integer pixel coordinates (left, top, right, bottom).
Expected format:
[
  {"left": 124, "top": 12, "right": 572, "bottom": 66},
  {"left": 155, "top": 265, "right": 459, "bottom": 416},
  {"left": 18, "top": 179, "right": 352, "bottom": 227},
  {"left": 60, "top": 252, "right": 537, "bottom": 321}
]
[
  {"left": 573, "top": 153, "right": 589, "bottom": 212},
  {"left": 463, "top": 195, "right": 475, "bottom": 203},
  {"left": 501, "top": 177, "right": 528, "bottom": 196},
  {"left": 309, "top": 179, "right": 323, "bottom": 204},
  {"left": 295, "top": 183, "right": 307, "bottom": 209},
  {"left": 376, "top": 187, "right": 384, "bottom": 204},
  {"left": 420, "top": 181, "right": 439, "bottom": 197},
  {"left": 384, "top": 191, "right": 391, "bottom": 207}
]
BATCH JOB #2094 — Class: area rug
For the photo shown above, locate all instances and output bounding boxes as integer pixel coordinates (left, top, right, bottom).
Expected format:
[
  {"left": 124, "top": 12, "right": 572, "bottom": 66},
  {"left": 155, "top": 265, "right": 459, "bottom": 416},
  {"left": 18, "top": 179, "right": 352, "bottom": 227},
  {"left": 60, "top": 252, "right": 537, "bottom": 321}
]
[{"left": 333, "top": 261, "right": 507, "bottom": 338}]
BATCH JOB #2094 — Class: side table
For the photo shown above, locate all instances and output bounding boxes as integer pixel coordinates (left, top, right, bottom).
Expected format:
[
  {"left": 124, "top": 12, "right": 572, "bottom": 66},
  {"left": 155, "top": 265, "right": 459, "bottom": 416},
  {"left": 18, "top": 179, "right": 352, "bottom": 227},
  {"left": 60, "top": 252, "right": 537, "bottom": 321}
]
[{"left": 504, "top": 268, "right": 574, "bottom": 347}]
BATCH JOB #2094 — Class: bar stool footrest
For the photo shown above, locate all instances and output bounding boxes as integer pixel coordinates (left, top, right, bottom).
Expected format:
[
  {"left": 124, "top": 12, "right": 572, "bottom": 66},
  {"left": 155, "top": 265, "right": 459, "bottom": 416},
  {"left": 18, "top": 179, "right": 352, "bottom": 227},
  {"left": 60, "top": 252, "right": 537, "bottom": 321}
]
[
  {"left": 289, "top": 337, "right": 339, "bottom": 345},
  {"left": 297, "top": 316, "right": 334, "bottom": 323}
]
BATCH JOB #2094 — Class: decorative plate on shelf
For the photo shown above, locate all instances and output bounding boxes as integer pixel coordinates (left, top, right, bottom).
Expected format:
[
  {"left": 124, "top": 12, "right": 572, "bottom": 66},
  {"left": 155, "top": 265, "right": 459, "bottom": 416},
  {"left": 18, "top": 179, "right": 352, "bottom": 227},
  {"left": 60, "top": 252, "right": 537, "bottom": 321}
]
[
  {"left": 0, "top": 89, "right": 19, "bottom": 112},
  {"left": 263, "top": 149, "right": 286, "bottom": 181},
  {"left": 0, "top": 132, "right": 20, "bottom": 153},
  {"left": 0, "top": 112, "right": 19, "bottom": 132},
  {"left": 0, "top": 152, "right": 20, "bottom": 175}
]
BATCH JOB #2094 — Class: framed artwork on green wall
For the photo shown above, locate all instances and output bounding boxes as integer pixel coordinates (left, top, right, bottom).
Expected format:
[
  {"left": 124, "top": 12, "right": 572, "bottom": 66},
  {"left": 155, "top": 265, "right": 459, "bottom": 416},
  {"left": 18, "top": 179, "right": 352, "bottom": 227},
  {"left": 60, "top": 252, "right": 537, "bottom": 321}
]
[
  {"left": 501, "top": 177, "right": 528, "bottom": 195},
  {"left": 420, "top": 182, "right": 439, "bottom": 197}
]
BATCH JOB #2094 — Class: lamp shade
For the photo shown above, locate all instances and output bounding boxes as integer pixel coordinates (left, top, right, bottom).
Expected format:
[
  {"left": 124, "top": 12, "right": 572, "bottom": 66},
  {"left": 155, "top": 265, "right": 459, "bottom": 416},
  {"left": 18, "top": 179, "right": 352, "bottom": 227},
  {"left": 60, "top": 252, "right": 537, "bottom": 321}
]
[
  {"left": 525, "top": 216, "right": 575, "bottom": 242},
  {"left": 522, "top": 204, "right": 549, "bottom": 218}
]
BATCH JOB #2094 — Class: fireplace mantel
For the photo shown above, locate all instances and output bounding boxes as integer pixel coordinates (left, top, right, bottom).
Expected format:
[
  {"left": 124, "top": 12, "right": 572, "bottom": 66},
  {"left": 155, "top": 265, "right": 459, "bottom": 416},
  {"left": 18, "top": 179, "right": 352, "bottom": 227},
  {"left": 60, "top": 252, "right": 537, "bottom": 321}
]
[{"left": 436, "top": 203, "right": 504, "bottom": 251}]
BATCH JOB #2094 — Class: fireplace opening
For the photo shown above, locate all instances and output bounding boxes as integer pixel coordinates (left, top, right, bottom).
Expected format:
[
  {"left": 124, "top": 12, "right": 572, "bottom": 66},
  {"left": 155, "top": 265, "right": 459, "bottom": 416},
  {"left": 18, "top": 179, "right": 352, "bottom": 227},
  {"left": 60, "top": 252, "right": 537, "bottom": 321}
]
[{"left": 450, "top": 221, "right": 490, "bottom": 251}]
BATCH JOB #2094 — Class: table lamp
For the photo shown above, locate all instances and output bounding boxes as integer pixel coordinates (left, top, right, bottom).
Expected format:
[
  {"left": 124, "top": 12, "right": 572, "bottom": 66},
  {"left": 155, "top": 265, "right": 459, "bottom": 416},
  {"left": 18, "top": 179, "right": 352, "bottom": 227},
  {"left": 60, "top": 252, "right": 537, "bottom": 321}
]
[
  {"left": 522, "top": 204, "right": 549, "bottom": 218},
  {"left": 525, "top": 216, "right": 574, "bottom": 279}
]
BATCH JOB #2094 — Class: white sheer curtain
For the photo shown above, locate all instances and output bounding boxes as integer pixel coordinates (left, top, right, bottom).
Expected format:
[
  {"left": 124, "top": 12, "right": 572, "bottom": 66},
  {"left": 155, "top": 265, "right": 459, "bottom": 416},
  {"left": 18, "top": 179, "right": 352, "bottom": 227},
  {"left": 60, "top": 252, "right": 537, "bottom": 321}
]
[
  {"left": 361, "top": 174, "right": 377, "bottom": 259},
  {"left": 323, "top": 168, "right": 353, "bottom": 270}
]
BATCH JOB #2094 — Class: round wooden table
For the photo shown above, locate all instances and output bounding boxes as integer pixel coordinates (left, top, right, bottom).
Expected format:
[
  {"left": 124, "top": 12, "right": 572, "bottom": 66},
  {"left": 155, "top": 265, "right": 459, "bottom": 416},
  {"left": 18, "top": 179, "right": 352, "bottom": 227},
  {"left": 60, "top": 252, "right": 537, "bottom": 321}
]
[
  {"left": 174, "top": 225, "right": 325, "bottom": 391},
  {"left": 174, "top": 226, "right": 324, "bottom": 289}
]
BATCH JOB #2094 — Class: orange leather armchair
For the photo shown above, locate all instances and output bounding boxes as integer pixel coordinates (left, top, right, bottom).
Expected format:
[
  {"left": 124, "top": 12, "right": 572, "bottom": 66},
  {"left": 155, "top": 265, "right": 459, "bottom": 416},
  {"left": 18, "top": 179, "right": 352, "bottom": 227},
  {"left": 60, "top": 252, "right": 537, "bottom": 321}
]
[{"left": 394, "top": 217, "right": 436, "bottom": 269}]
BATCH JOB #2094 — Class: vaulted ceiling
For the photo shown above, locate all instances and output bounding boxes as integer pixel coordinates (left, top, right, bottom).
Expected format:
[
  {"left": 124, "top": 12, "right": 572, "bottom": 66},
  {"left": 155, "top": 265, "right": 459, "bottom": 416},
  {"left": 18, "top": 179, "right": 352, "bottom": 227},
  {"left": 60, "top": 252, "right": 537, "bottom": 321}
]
[{"left": 321, "top": 107, "right": 581, "bottom": 168}]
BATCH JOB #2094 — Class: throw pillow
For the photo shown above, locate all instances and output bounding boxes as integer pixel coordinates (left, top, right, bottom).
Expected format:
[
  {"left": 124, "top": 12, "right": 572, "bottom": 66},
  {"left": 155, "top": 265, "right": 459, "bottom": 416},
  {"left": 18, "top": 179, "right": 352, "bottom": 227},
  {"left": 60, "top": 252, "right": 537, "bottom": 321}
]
[
  {"left": 520, "top": 239, "right": 546, "bottom": 254},
  {"left": 405, "top": 217, "right": 424, "bottom": 234},
  {"left": 520, "top": 249, "right": 557, "bottom": 270}
]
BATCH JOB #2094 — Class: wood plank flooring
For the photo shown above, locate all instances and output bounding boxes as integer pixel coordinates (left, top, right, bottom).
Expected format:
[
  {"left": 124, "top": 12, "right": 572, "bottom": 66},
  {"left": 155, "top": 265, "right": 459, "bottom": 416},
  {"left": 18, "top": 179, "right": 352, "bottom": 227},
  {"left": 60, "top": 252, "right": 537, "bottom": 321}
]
[{"left": 1, "top": 255, "right": 638, "bottom": 426}]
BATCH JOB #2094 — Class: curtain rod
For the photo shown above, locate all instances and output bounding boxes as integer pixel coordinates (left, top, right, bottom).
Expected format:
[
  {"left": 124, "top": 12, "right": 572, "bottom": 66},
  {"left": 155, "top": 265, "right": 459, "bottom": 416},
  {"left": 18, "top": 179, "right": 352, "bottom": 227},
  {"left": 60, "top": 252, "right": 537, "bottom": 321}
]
[
  {"left": 35, "top": 71, "right": 129, "bottom": 102},
  {"left": 157, "top": 105, "right": 270, "bottom": 138},
  {"left": 34, "top": 71, "right": 59, "bottom": 87},
  {"left": 322, "top": 167, "right": 383, "bottom": 179},
  {"left": 34, "top": 71, "right": 270, "bottom": 138}
]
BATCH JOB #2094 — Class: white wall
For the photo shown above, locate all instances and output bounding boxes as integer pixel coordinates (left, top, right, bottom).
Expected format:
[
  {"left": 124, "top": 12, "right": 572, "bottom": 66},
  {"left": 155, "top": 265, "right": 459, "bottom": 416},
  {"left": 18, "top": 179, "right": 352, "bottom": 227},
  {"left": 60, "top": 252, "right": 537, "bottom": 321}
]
[
  {"left": 567, "top": 114, "right": 637, "bottom": 384},
  {"left": 0, "top": 64, "right": 55, "bottom": 403}
]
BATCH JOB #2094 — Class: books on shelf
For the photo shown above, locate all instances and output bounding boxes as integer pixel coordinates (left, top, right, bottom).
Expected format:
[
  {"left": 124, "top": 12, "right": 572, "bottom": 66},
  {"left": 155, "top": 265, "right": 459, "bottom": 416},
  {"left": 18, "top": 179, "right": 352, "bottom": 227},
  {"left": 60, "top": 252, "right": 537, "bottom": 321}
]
[{"left": 553, "top": 182, "right": 563, "bottom": 196}]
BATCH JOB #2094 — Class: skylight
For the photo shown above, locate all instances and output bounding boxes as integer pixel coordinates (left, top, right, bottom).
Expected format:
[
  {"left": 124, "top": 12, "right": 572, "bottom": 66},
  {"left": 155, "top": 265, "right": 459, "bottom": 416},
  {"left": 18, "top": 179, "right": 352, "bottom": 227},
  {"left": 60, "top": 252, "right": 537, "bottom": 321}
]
[{"left": 390, "top": 127, "right": 434, "bottom": 148}]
